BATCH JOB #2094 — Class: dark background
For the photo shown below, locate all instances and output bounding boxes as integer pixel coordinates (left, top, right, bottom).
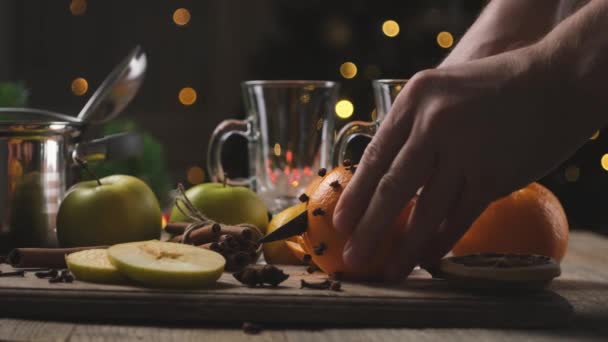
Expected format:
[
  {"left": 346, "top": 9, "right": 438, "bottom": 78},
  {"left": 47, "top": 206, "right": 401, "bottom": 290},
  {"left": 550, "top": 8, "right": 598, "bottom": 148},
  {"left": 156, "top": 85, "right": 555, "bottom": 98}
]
[{"left": 0, "top": 0, "right": 606, "bottom": 233}]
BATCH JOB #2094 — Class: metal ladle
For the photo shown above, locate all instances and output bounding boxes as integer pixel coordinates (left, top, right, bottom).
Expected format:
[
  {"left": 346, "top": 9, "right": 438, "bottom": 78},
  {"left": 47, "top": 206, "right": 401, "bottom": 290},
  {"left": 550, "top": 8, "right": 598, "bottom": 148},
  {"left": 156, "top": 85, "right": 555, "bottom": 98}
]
[
  {"left": 0, "top": 46, "right": 147, "bottom": 125},
  {"left": 77, "top": 45, "right": 147, "bottom": 124}
]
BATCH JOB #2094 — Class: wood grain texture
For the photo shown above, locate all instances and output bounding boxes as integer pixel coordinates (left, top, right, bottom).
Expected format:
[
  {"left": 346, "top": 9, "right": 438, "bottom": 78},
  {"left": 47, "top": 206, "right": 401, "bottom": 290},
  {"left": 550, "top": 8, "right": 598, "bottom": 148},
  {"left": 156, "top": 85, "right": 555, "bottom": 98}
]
[
  {"left": 0, "top": 266, "right": 572, "bottom": 328},
  {"left": 0, "top": 231, "right": 607, "bottom": 341}
]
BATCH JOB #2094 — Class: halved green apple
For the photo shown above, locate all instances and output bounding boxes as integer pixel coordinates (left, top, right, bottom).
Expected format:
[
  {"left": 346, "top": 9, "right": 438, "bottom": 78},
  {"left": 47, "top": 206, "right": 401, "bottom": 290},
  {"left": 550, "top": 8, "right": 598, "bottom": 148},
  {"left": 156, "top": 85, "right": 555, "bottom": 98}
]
[
  {"left": 66, "top": 249, "right": 128, "bottom": 284},
  {"left": 107, "top": 240, "right": 225, "bottom": 288}
]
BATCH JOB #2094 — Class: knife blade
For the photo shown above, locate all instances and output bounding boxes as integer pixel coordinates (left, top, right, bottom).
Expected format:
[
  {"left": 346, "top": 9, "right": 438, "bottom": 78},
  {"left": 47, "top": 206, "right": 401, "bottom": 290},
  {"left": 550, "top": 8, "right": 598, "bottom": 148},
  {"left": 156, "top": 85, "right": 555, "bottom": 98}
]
[{"left": 257, "top": 210, "right": 308, "bottom": 244}]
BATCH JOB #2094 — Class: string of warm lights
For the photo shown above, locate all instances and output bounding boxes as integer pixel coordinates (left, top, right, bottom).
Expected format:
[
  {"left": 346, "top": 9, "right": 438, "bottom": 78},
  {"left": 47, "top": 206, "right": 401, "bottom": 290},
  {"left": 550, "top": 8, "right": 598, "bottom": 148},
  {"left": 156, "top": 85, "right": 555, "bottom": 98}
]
[{"left": 65, "top": 2, "right": 607, "bottom": 186}]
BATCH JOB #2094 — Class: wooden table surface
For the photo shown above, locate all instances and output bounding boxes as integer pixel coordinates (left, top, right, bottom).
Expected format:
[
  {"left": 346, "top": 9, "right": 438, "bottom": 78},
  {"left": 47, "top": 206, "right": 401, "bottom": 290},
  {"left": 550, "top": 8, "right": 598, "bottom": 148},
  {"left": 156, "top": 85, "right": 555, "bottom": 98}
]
[{"left": 1, "top": 230, "right": 607, "bottom": 342}]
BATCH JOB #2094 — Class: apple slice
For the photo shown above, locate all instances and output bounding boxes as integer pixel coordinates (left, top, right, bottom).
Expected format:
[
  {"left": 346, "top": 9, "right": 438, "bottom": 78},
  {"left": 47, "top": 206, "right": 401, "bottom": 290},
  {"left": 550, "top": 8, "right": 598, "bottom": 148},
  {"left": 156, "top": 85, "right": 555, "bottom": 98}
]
[
  {"left": 66, "top": 249, "right": 128, "bottom": 284},
  {"left": 107, "top": 240, "right": 225, "bottom": 288}
]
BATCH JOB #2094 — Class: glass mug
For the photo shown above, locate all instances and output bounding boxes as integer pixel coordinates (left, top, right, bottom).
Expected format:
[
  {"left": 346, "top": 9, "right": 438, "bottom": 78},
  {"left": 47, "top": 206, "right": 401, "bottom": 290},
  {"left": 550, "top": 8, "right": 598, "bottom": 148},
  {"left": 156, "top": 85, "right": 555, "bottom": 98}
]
[
  {"left": 208, "top": 80, "right": 339, "bottom": 213},
  {"left": 333, "top": 79, "right": 407, "bottom": 165}
]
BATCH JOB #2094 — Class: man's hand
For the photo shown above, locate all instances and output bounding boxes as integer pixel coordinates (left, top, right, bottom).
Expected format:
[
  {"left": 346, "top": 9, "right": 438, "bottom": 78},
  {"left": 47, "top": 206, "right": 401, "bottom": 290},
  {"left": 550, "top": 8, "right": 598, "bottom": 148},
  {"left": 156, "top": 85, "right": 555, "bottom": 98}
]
[{"left": 332, "top": 0, "right": 608, "bottom": 281}]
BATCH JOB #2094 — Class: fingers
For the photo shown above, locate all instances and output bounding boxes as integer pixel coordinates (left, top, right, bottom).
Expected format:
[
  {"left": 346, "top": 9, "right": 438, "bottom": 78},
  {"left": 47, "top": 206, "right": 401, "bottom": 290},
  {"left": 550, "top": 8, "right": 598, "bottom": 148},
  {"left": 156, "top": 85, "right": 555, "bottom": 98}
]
[
  {"left": 419, "top": 186, "right": 488, "bottom": 268},
  {"left": 342, "top": 140, "right": 434, "bottom": 268},
  {"left": 333, "top": 85, "right": 419, "bottom": 234},
  {"left": 383, "top": 168, "right": 463, "bottom": 281}
]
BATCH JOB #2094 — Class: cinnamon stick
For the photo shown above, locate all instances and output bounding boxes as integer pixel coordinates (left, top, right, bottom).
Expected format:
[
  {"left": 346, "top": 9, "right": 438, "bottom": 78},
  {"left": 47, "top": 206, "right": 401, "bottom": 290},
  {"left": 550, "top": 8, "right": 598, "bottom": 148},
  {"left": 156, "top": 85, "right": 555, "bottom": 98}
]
[
  {"left": 7, "top": 246, "right": 108, "bottom": 269},
  {"left": 218, "top": 226, "right": 256, "bottom": 240},
  {"left": 164, "top": 221, "right": 190, "bottom": 235},
  {"left": 199, "top": 242, "right": 222, "bottom": 252},
  {"left": 228, "top": 251, "right": 252, "bottom": 270},
  {"left": 169, "top": 224, "right": 221, "bottom": 245},
  {"left": 219, "top": 234, "right": 240, "bottom": 249}
]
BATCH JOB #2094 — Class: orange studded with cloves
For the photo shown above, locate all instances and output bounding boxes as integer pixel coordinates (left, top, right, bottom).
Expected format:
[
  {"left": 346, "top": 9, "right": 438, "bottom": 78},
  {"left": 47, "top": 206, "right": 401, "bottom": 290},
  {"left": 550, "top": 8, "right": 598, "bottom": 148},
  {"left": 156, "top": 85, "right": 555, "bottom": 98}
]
[{"left": 302, "top": 166, "right": 416, "bottom": 280}]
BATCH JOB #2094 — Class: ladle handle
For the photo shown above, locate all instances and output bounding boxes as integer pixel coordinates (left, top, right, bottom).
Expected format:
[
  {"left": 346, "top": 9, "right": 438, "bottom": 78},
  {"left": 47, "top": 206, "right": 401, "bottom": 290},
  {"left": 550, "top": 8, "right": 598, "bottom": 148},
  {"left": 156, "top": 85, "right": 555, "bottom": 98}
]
[{"left": 72, "top": 132, "right": 143, "bottom": 163}]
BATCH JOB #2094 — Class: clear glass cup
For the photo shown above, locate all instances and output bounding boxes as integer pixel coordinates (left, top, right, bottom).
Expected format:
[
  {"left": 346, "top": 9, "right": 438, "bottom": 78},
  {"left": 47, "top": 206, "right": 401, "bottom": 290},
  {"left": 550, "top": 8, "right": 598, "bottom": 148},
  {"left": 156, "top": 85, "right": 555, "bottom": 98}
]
[
  {"left": 208, "top": 80, "right": 339, "bottom": 213},
  {"left": 333, "top": 79, "right": 407, "bottom": 165}
]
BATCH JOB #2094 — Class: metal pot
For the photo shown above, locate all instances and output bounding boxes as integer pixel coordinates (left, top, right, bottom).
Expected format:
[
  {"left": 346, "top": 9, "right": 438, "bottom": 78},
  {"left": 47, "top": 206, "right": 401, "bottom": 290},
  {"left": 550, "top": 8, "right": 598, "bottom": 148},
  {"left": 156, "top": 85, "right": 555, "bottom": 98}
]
[{"left": 0, "top": 108, "right": 142, "bottom": 251}]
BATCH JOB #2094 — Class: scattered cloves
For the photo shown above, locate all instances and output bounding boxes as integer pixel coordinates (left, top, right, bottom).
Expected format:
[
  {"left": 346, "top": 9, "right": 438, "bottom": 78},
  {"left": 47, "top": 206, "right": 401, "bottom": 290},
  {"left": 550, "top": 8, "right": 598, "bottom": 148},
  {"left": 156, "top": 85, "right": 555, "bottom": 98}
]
[
  {"left": 35, "top": 269, "right": 58, "bottom": 279},
  {"left": 306, "top": 264, "right": 319, "bottom": 274},
  {"left": 312, "top": 208, "right": 326, "bottom": 216},
  {"left": 49, "top": 274, "right": 63, "bottom": 283},
  {"left": 330, "top": 281, "right": 342, "bottom": 292},
  {"left": 47, "top": 269, "right": 74, "bottom": 283},
  {"left": 233, "top": 264, "right": 289, "bottom": 287},
  {"left": 329, "top": 180, "right": 340, "bottom": 189},
  {"left": 317, "top": 168, "right": 327, "bottom": 177},
  {"left": 302, "top": 254, "right": 312, "bottom": 263},
  {"left": 61, "top": 270, "right": 74, "bottom": 283},
  {"left": 300, "top": 279, "right": 331, "bottom": 290},
  {"left": 0, "top": 270, "right": 25, "bottom": 277},
  {"left": 342, "top": 159, "right": 352, "bottom": 167},
  {"left": 242, "top": 322, "right": 263, "bottom": 335},
  {"left": 313, "top": 242, "right": 327, "bottom": 256},
  {"left": 298, "top": 193, "right": 310, "bottom": 203}
]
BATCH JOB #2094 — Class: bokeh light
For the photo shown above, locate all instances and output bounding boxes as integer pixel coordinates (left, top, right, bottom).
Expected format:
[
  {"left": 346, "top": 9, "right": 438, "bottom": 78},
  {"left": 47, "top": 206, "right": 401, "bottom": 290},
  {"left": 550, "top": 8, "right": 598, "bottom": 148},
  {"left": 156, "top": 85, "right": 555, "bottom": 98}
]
[
  {"left": 187, "top": 166, "right": 205, "bottom": 185},
  {"left": 274, "top": 143, "right": 281, "bottom": 157},
  {"left": 564, "top": 165, "right": 580, "bottom": 182},
  {"left": 382, "top": 20, "right": 400, "bottom": 38},
  {"left": 178, "top": 87, "right": 197, "bottom": 105},
  {"left": 299, "top": 93, "right": 310, "bottom": 104},
  {"left": 437, "top": 31, "right": 454, "bottom": 49},
  {"left": 70, "top": 0, "right": 87, "bottom": 16},
  {"left": 602, "top": 154, "right": 608, "bottom": 171},
  {"left": 286, "top": 150, "right": 293, "bottom": 163},
  {"left": 590, "top": 130, "right": 600, "bottom": 140},
  {"left": 335, "top": 100, "right": 354, "bottom": 119},
  {"left": 173, "top": 8, "right": 191, "bottom": 26},
  {"left": 339, "top": 62, "right": 358, "bottom": 79},
  {"left": 71, "top": 77, "right": 88, "bottom": 96}
]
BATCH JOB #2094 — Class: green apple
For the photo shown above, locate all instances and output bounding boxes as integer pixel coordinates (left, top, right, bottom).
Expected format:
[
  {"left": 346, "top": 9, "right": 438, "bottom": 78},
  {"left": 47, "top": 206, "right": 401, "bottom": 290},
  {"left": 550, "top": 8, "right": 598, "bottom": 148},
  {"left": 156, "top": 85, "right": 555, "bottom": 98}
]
[
  {"left": 57, "top": 175, "right": 162, "bottom": 247},
  {"left": 170, "top": 183, "right": 269, "bottom": 233},
  {"left": 108, "top": 240, "right": 225, "bottom": 288}
]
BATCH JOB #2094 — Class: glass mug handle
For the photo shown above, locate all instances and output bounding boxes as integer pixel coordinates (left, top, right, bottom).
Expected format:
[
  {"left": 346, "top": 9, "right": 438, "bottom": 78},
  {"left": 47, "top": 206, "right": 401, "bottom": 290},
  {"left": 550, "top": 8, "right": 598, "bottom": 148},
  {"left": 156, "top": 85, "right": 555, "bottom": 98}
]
[
  {"left": 332, "top": 120, "right": 378, "bottom": 166},
  {"left": 207, "top": 118, "right": 255, "bottom": 186}
]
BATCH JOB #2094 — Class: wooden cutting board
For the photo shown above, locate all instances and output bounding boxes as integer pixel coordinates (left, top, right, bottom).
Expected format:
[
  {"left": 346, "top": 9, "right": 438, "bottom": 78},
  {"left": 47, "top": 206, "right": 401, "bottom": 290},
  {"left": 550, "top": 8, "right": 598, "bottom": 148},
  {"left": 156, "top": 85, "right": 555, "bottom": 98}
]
[{"left": 0, "top": 264, "right": 572, "bottom": 328}]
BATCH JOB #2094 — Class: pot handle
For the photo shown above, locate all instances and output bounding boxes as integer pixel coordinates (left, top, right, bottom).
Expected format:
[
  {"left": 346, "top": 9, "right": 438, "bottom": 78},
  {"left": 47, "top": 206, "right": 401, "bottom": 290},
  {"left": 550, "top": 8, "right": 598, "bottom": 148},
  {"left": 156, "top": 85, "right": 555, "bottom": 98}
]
[{"left": 72, "top": 132, "right": 143, "bottom": 163}]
